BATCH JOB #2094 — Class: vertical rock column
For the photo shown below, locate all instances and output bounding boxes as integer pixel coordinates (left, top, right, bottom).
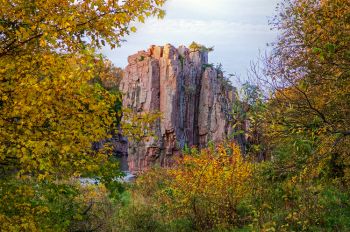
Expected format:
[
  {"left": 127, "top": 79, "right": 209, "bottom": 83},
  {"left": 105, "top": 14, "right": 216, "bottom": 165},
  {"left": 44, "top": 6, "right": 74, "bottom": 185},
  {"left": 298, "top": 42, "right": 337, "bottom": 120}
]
[
  {"left": 120, "top": 49, "right": 161, "bottom": 171},
  {"left": 120, "top": 44, "right": 234, "bottom": 173},
  {"left": 158, "top": 45, "right": 181, "bottom": 165},
  {"left": 198, "top": 68, "right": 236, "bottom": 147}
]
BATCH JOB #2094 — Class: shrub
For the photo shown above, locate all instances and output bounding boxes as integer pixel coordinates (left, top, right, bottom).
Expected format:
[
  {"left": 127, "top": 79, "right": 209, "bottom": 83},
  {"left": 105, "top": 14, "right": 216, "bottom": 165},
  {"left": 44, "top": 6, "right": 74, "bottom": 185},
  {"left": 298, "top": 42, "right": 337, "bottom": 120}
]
[
  {"left": 0, "top": 177, "right": 118, "bottom": 232},
  {"left": 136, "top": 142, "right": 254, "bottom": 231}
]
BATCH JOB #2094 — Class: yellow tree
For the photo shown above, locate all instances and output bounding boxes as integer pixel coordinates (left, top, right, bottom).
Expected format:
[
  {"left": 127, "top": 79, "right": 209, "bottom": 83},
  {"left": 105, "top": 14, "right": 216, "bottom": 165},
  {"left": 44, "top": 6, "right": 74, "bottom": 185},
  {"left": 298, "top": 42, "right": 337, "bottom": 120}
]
[
  {"left": 0, "top": 0, "right": 166, "bottom": 230},
  {"left": 256, "top": 0, "right": 350, "bottom": 182},
  {"left": 0, "top": 0, "right": 166, "bottom": 179}
]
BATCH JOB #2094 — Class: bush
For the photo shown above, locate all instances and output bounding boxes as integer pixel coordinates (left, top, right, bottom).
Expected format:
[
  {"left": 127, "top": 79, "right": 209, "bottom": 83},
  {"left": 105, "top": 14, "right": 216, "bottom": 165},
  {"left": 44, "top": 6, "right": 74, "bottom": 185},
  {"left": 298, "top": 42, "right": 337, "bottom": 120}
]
[
  {"left": 135, "top": 142, "right": 254, "bottom": 231},
  {"left": 129, "top": 141, "right": 350, "bottom": 231},
  {"left": 0, "top": 177, "right": 118, "bottom": 232}
]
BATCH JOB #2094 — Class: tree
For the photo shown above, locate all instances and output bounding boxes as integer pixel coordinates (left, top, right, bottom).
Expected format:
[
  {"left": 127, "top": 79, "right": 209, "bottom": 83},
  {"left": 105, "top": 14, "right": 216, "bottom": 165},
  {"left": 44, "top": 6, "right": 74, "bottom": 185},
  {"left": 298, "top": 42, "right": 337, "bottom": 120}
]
[
  {"left": 0, "top": 0, "right": 165, "bottom": 56},
  {"left": 232, "top": 81, "right": 267, "bottom": 159},
  {"left": 189, "top": 41, "right": 214, "bottom": 53},
  {"left": 0, "top": 0, "right": 166, "bottom": 179},
  {"left": 255, "top": 0, "right": 350, "bottom": 181},
  {"left": 0, "top": 1, "right": 166, "bottom": 229}
]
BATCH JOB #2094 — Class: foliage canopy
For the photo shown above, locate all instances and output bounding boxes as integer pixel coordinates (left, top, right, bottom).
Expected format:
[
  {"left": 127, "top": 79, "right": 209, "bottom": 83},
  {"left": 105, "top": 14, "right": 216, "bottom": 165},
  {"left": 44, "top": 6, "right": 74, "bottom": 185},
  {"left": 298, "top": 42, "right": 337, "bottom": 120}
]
[
  {"left": 0, "top": 0, "right": 165, "bottom": 179},
  {"left": 0, "top": 0, "right": 166, "bottom": 230}
]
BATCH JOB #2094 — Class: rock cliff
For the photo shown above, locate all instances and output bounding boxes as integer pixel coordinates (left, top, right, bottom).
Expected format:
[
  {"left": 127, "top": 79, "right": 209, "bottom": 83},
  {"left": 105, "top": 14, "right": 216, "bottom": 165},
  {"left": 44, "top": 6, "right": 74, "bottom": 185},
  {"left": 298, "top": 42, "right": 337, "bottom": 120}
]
[{"left": 120, "top": 44, "right": 236, "bottom": 172}]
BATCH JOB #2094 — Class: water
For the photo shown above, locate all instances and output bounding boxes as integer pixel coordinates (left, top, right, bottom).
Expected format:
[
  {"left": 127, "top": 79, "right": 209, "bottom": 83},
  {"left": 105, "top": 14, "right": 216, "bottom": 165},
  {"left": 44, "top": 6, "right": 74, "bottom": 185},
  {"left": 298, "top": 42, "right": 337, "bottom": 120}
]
[
  {"left": 79, "top": 177, "right": 100, "bottom": 185},
  {"left": 122, "top": 171, "right": 136, "bottom": 182},
  {"left": 79, "top": 171, "right": 135, "bottom": 185},
  {"left": 79, "top": 154, "right": 135, "bottom": 185}
]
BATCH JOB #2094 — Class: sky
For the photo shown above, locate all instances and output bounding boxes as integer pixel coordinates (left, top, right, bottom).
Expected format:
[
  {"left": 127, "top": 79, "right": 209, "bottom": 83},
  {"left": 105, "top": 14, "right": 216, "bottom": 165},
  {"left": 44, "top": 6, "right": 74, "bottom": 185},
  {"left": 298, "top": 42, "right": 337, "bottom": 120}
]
[{"left": 102, "top": 0, "right": 279, "bottom": 84}]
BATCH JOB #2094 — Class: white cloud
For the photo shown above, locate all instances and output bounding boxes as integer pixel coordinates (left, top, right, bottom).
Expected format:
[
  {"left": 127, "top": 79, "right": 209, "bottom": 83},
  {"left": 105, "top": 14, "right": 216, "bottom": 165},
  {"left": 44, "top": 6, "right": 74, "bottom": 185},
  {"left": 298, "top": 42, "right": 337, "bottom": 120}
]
[
  {"left": 102, "top": 0, "right": 279, "bottom": 82},
  {"left": 141, "top": 18, "right": 269, "bottom": 35}
]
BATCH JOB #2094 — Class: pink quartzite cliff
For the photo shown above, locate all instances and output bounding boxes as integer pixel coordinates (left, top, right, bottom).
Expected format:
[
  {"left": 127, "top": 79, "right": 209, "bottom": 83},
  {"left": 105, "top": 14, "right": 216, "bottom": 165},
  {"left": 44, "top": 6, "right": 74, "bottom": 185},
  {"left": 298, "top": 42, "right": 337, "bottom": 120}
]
[{"left": 120, "top": 44, "right": 236, "bottom": 172}]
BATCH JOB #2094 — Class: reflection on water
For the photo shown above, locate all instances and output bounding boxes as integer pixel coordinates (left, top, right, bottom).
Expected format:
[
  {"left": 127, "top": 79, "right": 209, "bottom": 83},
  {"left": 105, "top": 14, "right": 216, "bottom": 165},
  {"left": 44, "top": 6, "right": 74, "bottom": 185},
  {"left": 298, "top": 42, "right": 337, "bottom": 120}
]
[
  {"left": 118, "top": 155, "right": 129, "bottom": 172},
  {"left": 122, "top": 171, "right": 136, "bottom": 182},
  {"left": 118, "top": 154, "right": 136, "bottom": 181}
]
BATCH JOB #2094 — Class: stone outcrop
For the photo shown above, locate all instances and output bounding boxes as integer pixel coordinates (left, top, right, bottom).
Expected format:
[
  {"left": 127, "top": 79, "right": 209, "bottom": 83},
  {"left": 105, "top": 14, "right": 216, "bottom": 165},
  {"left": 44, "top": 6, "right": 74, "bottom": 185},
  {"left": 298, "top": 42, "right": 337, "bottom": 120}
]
[{"left": 120, "top": 44, "right": 236, "bottom": 173}]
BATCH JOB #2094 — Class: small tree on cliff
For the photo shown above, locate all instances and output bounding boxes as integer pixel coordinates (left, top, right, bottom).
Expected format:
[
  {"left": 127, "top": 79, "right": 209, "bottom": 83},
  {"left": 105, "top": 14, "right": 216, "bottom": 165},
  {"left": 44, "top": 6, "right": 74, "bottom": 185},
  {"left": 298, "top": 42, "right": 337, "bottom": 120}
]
[{"left": 189, "top": 41, "right": 214, "bottom": 53}]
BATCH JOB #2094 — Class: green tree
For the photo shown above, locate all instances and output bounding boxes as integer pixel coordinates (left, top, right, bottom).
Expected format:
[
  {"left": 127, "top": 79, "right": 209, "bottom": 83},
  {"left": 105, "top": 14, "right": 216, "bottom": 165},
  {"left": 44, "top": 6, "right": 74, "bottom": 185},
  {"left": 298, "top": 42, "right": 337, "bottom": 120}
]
[{"left": 232, "top": 82, "right": 266, "bottom": 159}]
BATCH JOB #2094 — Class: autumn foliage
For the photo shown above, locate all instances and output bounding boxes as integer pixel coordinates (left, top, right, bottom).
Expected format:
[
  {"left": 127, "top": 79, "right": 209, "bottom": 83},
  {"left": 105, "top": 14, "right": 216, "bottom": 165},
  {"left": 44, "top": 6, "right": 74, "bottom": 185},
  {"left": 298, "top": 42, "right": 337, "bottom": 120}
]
[
  {"left": 0, "top": 0, "right": 165, "bottom": 179},
  {"left": 0, "top": 0, "right": 165, "bottom": 230},
  {"left": 133, "top": 142, "right": 253, "bottom": 230},
  {"left": 130, "top": 141, "right": 350, "bottom": 231},
  {"left": 1, "top": 0, "right": 349, "bottom": 231},
  {"left": 124, "top": 0, "right": 350, "bottom": 231},
  {"left": 260, "top": 0, "right": 350, "bottom": 183},
  {"left": 166, "top": 143, "right": 252, "bottom": 228}
]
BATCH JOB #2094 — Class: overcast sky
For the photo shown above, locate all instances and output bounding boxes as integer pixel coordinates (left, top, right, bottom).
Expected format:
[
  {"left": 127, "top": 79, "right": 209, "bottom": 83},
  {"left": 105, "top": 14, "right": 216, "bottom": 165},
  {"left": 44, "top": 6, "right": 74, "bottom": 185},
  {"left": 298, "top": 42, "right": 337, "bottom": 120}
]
[{"left": 102, "top": 0, "right": 279, "bottom": 84}]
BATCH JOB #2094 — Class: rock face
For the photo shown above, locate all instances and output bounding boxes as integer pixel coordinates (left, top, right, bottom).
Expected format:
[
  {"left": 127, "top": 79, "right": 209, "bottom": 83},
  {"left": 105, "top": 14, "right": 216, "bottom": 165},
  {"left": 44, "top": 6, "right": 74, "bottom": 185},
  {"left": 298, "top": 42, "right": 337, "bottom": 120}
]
[{"left": 120, "top": 44, "right": 236, "bottom": 173}]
